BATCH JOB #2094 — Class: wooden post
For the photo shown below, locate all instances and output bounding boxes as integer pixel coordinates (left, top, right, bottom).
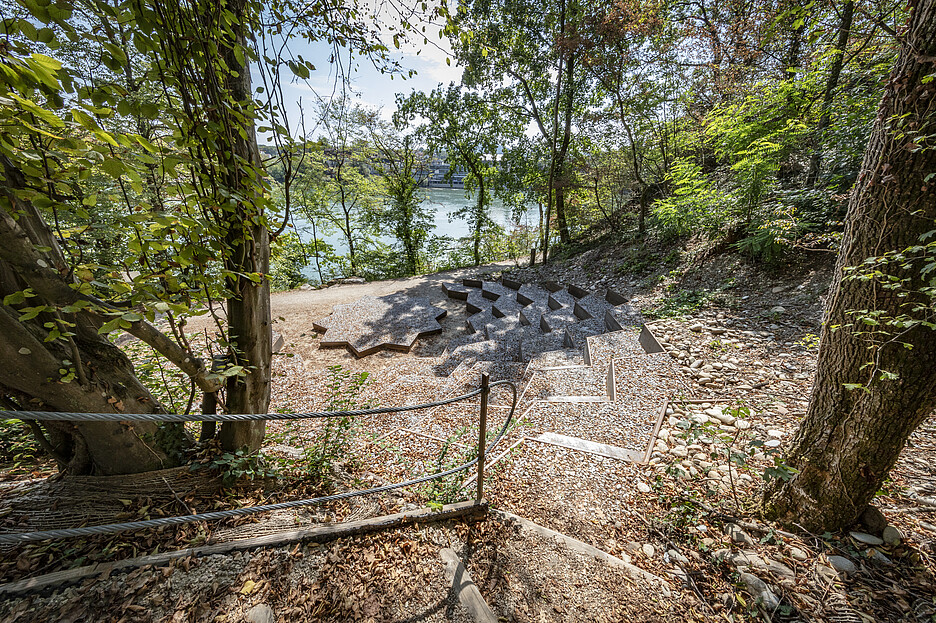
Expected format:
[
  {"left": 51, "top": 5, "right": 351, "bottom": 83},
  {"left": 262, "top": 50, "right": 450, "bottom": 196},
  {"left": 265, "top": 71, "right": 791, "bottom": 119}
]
[
  {"left": 199, "top": 392, "right": 217, "bottom": 442},
  {"left": 476, "top": 374, "right": 489, "bottom": 503},
  {"left": 529, "top": 247, "right": 537, "bottom": 267},
  {"left": 200, "top": 355, "right": 226, "bottom": 442}
]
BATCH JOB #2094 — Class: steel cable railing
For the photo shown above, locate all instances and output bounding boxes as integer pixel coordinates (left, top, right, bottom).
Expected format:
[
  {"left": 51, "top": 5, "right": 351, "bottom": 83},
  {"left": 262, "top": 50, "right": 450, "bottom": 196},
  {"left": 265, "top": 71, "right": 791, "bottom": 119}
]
[{"left": 0, "top": 377, "right": 516, "bottom": 545}]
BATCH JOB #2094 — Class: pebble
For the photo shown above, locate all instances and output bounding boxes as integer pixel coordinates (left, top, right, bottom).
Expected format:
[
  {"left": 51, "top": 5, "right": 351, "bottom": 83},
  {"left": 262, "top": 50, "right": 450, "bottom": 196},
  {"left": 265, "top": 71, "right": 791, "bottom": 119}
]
[
  {"left": 827, "top": 555, "right": 857, "bottom": 574},
  {"left": 882, "top": 525, "right": 903, "bottom": 546},
  {"left": 637, "top": 481, "right": 651, "bottom": 493},
  {"left": 739, "top": 572, "right": 781, "bottom": 611},
  {"left": 689, "top": 323, "right": 704, "bottom": 332},
  {"left": 725, "top": 523, "right": 755, "bottom": 546},
  {"left": 849, "top": 531, "right": 883, "bottom": 546},
  {"left": 764, "top": 558, "right": 795, "bottom": 579},
  {"left": 671, "top": 446, "right": 689, "bottom": 458},
  {"left": 246, "top": 604, "right": 275, "bottom": 623},
  {"left": 859, "top": 505, "right": 888, "bottom": 534},
  {"left": 642, "top": 543, "right": 656, "bottom": 558},
  {"left": 789, "top": 547, "right": 808, "bottom": 561},
  {"left": 667, "top": 549, "right": 690, "bottom": 565},
  {"left": 706, "top": 407, "right": 736, "bottom": 425}
]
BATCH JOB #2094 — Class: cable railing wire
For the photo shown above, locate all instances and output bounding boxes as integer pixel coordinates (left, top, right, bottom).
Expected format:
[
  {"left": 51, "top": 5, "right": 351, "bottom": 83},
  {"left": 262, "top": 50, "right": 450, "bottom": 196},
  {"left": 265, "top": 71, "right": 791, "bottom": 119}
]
[
  {"left": 0, "top": 388, "right": 489, "bottom": 422},
  {"left": 0, "top": 380, "right": 517, "bottom": 545}
]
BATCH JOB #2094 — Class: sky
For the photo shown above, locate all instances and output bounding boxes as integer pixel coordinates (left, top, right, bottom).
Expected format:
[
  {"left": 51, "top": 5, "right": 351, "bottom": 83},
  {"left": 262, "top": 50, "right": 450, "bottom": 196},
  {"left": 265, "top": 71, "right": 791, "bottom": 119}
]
[{"left": 257, "top": 6, "right": 464, "bottom": 143}]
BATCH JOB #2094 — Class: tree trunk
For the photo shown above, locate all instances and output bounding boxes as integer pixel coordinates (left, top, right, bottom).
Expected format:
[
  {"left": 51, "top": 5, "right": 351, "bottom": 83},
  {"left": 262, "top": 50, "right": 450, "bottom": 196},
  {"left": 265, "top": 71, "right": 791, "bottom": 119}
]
[
  {"left": 216, "top": 0, "right": 271, "bottom": 452},
  {"left": 805, "top": 1, "right": 855, "bottom": 187},
  {"left": 763, "top": 0, "right": 936, "bottom": 532},
  {"left": 473, "top": 173, "right": 485, "bottom": 266},
  {"left": 0, "top": 171, "right": 172, "bottom": 476}
]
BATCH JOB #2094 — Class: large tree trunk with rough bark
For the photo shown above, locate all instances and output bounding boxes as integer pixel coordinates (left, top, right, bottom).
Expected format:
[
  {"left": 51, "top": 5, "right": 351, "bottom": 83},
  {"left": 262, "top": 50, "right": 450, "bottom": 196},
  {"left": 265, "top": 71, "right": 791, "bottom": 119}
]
[
  {"left": 216, "top": 0, "right": 271, "bottom": 451},
  {"left": 0, "top": 168, "right": 175, "bottom": 476},
  {"left": 763, "top": 1, "right": 936, "bottom": 532}
]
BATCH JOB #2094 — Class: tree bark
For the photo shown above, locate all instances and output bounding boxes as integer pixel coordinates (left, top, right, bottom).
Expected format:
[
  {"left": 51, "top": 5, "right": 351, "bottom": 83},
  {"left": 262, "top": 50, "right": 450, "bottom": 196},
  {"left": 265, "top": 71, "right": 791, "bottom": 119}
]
[
  {"left": 0, "top": 170, "right": 172, "bottom": 475},
  {"left": 473, "top": 171, "right": 485, "bottom": 266},
  {"left": 216, "top": 0, "right": 271, "bottom": 452},
  {"left": 763, "top": 0, "right": 936, "bottom": 532}
]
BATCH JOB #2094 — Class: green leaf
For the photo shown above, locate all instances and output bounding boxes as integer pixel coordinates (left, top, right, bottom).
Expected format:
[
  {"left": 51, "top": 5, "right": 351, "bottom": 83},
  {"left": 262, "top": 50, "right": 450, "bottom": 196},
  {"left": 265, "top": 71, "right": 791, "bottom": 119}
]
[
  {"left": 98, "top": 317, "right": 122, "bottom": 334},
  {"left": 101, "top": 159, "right": 126, "bottom": 178}
]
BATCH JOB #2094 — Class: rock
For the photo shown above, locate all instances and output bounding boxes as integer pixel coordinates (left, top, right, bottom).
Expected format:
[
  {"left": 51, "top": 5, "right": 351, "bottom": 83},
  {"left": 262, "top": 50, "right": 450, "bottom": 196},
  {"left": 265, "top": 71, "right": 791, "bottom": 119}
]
[
  {"left": 637, "top": 481, "right": 651, "bottom": 493},
  {"left": 666, "top": 549, "right": 690, "bottom": 565},
  {"left": 769, "top": 306, "right": 786, "bottom": 315},
  {"left": 625, "top": 541, "right": 642, "bottom": 554},
  {"left": 271, "top": 330, "right": 285, "bottom": 354},
  {"left": 764, "top": 558, "right": 795, "bottom": 580},
  {"left": 671, "top": 446, "right": 689, "bottom": 458},
  {"left": 725, "top": 523, "right": 755, "bottom": 546},
  {"left": 689, "top": 323, "right": 704, "bottom": 332},
  {"left": 860, "top": 505, "right": 888, "bottom": 535},
  {"left": 827, "top": 555, "right": 857, "bottom": 574},
  {"left": 739, "top": 572, "right": 781, "bottom": 611},
  {"left": 720, "top": 549, "right": 763, "bottom": 569},
  {"left": 709, "top": 327, "right": 727, "bottom": 335},
  {"left": 849, "top": 531, "right": 884, "bottom": 546},
  {"left": 706, "top": 407, "right": 736, "bottom": 426},
  {"left": 869, "top": 549, "right": 892, "bottom": 564},
  {"left": 246, "top": 604, "right": 275, "bottom": 623},
  {"left": 882, "top": 526, "right": 903, "bottom": 546},
  {"left": 789, "top": 547, "right": 808, "bottom": 562},
  {"left": 642, "top": 543, "right": 656, "bottom": 558},
  {"left": 858, "top": 504, "right": 887, "bottom": 534},
  {"left": 766, "top": 429, "right": 784, "bottom": 438},
  {"left": 299, "top": 283, "right": 313, "bottom": 291},
  {"left": 735, "top": 420, "right": 751, "bottom": 430}
]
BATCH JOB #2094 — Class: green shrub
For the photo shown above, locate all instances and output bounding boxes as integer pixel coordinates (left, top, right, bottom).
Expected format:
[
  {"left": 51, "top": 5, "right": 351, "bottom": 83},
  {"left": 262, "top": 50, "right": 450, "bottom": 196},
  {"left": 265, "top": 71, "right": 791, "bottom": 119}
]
[
  {"left": 269, "top": 233, "right": 310, "bottom": 291},
  {"left": 304, "top": 364, "right": 374, "bottom": 484}
]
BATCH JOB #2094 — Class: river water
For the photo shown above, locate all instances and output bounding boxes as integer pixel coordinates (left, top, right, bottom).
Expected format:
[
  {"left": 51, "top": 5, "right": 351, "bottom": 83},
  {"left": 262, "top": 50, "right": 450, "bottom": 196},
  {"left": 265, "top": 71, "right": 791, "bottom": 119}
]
[{"left": 291, "top": 187, "right": 536, "bottom": 280}]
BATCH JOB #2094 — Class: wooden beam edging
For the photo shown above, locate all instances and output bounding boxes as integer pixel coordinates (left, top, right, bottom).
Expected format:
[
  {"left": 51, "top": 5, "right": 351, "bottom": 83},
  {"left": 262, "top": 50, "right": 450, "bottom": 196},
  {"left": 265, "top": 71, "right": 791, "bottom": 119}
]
[
  {"left": 490, "top": 509, "right": 672, "bottom": 598},
  {"left": 640, "top": 397, "right": 736, "bottom": 464},
  {"left": 643, "top": 396, "right": 670, "bottom": 464},
  {"left": 0, "top": 500, "right": 488, "bottom": 597},
  {"left": 440, "top": 548, "right": 498, "bottom": 623}
]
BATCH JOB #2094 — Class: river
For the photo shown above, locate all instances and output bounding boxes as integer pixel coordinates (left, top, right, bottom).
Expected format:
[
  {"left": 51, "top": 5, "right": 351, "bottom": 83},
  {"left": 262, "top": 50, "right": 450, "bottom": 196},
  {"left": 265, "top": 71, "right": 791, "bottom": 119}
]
[{"left": 291, "top": 187, "right": 536, "bottom": 281}]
